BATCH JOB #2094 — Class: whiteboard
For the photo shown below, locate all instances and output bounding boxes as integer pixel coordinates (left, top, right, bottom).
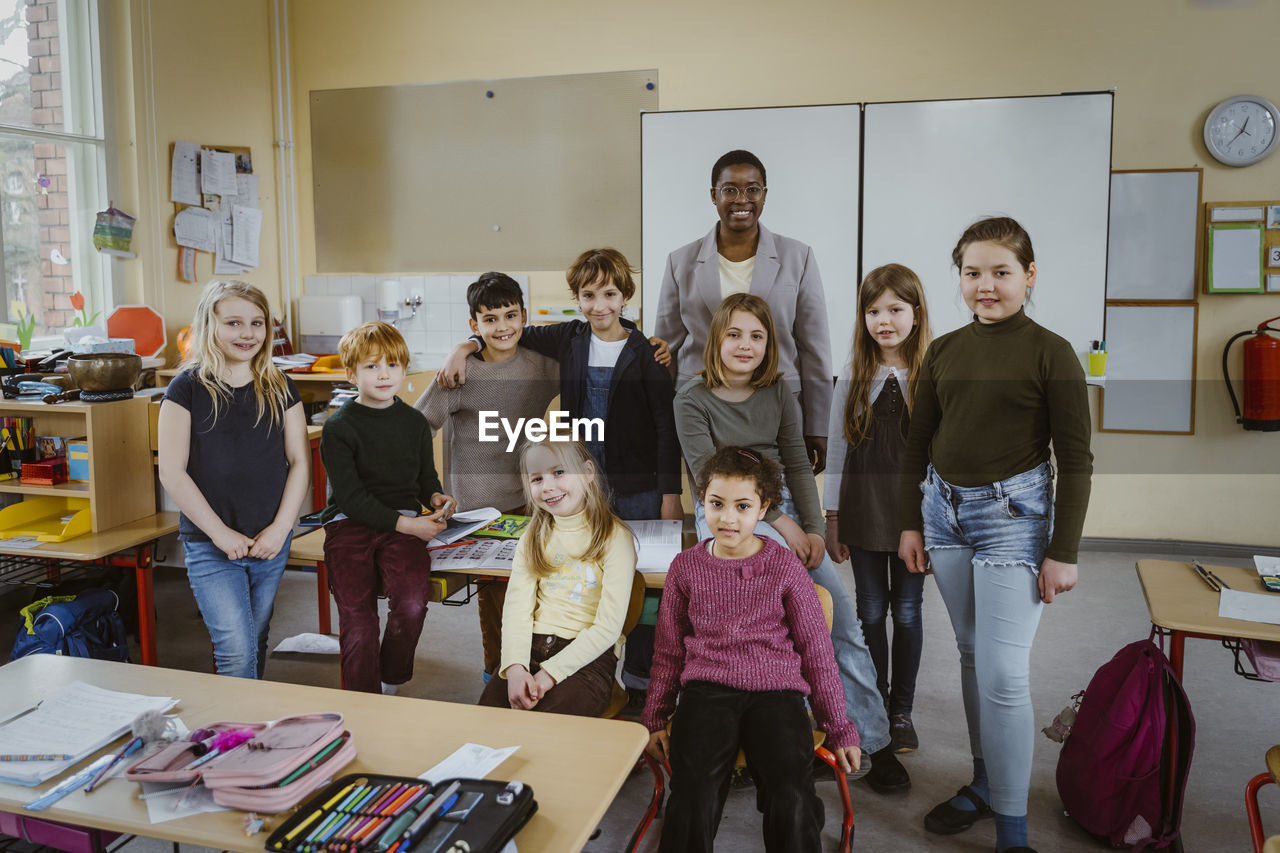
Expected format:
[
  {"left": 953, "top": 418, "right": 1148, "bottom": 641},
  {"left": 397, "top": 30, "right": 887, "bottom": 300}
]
[
  {"left": 640, "top": 105, "right": 861, "bottom": 363},
  {"left": 862, "top": 94, "right": 1113, "bottom": 353},
  {"left": 1100, "top": 304, "right": 1197, "bottom": 433},
  {"left": 1106, "top": 170, "right": 1200, "bottom": 300}
]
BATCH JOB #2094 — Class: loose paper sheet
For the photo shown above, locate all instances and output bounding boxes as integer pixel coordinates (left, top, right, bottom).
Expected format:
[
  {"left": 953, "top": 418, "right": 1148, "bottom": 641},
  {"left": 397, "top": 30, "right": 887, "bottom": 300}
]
[
  {"left": 630, "top": 519, "right": 682, "bottom": 572},
  {"left": 200, "top": 149, "right": 238, "bottom": 196},
  {"left": 273, "top": 632, "right": 341, "bottom": 655},
  {"left": 230, "top": 205, "right": 262, "bottom": 267},
  {"left": 1218, "top": 588, "right": 1280, "bottom": 626},
  {"left": 417, "top": 743, "right": 519, "bottom": 784},
  {"left": 426, "top": 538, "right": 517, "bottom": 572},
  {"left": 173, "top": 207, "right": 216, "bottom": 253},
  {"left": 1211, "top": 225, "right": 1262, "bottom": 291},
  {"left": 214, "top": 208, "right": 251, "bottom": 275},
  {"left": 170, "top": 140, "right": 201, "bottom": 205},
  {"left": 235, "top": 173, "right": 260, "bottom": 208}
]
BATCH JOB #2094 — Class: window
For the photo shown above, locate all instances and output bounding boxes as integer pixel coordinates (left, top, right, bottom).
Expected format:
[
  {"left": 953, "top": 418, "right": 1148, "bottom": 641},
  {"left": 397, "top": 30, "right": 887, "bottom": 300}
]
[{"left": 0, "top": 0, "right": 110, "bottom": 349}]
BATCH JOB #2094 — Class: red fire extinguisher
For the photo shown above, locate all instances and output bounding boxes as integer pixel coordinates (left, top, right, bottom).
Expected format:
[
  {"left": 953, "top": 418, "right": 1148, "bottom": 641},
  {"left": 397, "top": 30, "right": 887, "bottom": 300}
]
[{"left": 1222, "top": 315, "right": 1280, "bottom": 431}]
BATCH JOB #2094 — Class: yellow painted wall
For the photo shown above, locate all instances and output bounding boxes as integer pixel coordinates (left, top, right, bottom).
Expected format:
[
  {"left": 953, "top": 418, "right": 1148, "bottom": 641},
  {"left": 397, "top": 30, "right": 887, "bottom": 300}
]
[
  {"left": 127, "top": 0, "right": 1280, "bottom": 546},
  {"left": 113, "top": 0, "right": 282, "bottom": 364}
]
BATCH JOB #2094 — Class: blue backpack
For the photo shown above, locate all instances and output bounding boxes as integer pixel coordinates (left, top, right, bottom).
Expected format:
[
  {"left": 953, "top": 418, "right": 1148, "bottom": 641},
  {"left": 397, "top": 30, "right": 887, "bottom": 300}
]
[{"left": 11, "top": 588, "right": 130, "bottom": 662}]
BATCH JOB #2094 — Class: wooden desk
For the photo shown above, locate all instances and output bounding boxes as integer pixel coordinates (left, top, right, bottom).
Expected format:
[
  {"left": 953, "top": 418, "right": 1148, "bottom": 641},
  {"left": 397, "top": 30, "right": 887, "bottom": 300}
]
[
  {"left": 0, "top": 512, "right": 179, "bottom": 667},
  {"left": 1135, "top": 559, "right": 1280, "bottom": 679},
  {"left": 0, "top": 655, "right": 648, "bottom": 853},
  {"left": 288, "top": 528, "right": 668, "bottom": 636}
]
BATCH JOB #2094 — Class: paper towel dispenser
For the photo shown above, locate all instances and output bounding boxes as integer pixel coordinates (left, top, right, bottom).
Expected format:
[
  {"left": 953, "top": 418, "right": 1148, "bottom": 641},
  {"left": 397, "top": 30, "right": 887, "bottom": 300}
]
[{"left": 298, "top": 294, "right": 363, "bottom": 354}]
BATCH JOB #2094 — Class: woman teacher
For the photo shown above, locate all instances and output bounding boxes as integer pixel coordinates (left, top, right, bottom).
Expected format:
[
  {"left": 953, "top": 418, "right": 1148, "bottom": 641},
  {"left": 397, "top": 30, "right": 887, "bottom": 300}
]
[{"left": 655, "top": 149, "right": 833, "bottom": 473}]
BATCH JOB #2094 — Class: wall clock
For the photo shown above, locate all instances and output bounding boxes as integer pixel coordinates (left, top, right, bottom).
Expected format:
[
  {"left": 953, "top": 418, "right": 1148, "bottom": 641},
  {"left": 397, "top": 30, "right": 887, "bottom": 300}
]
[{"left": 1204, "top": 94, "right": 1280, "bottom": 167}]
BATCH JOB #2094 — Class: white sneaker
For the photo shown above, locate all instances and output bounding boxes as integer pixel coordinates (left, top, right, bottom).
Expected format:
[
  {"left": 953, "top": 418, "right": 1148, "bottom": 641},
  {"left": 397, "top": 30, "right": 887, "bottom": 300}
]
[{"left": 381, "top": 681, "right": 399, "bottom": 695}]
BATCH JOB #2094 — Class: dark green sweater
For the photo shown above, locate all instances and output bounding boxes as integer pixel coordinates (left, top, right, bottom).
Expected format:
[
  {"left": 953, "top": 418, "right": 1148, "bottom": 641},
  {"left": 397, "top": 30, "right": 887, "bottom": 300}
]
[
  {"left": 320, "top": 398, "right": 443, "bottom": 531},
  {"left": 898, "top": 310, "right": 1093, "bottom": 563}
]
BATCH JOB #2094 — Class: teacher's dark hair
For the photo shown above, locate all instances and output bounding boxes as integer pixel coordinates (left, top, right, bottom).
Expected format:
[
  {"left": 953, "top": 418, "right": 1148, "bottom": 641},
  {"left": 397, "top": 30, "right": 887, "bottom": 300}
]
[{"left": 711, "top": 150, "right": 767, "bottom": 187}]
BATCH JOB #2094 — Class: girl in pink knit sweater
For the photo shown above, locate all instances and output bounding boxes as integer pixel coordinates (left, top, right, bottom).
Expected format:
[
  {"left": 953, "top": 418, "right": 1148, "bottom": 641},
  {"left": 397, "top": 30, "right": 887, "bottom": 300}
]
[{"left": 643, "top": 446, "right": 860, "bottom": 852}]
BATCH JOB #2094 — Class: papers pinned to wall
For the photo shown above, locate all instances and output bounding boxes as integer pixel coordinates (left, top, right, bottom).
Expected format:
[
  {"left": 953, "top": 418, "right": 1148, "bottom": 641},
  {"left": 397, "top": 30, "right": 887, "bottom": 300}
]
[{"left": 169, "top": 142, "right": 260, "bottom": 279}]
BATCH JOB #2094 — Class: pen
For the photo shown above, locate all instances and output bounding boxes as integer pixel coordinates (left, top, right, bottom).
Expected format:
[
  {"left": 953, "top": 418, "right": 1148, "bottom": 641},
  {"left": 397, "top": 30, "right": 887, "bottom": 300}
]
[
  {"left": 0, "top": 753, "right": 73, "bottom": 761},
  {"left": 84, "top": 735, "right": 144, "bottom": 793},
  {"left": 427, "top": 539, "right": 475, "bottom": 552},
  {"left": 400, "top": 783, "right": 461, "bottom": 849},
  {"left": 1191, "top": 561, "right": 1220, "bottom": 592}
]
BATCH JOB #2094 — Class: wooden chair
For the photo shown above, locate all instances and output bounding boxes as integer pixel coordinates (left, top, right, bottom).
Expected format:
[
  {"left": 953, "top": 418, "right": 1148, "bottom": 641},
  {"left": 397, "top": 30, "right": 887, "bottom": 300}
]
[
  {"left": 627, "top": 583, "right": 856, "bottom": 852},
  {"left": 1247, "top": 744, "right": 1280, "bottom": 852}
]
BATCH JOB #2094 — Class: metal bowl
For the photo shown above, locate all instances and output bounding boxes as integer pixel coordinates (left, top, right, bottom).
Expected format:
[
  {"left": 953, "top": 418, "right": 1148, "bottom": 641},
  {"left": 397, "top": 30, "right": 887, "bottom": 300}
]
[{"left": 67, "top": 353, "right": 142, "bottom": 392}]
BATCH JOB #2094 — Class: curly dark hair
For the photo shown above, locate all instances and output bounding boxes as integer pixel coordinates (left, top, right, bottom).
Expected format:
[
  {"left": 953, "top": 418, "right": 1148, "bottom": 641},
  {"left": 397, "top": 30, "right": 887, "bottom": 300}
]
[{"left": 697, "top": 446, "right": 784, "bottom": 511}]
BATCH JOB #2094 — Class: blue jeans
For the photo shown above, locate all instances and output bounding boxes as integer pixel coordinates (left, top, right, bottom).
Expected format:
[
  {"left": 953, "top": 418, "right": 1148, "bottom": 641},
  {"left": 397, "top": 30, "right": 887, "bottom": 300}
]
[
  {"left": 182, "top": 534, "right": 292, "bottom": 679},
  {"left": 695, "top": 492, "right": 891, "bottom": 753},
  {"left": 921, "top": 462, "right": 1052, "bottom": 816},
  {"left": 848, "top": 547, "right": 923, "bottom": 716}
]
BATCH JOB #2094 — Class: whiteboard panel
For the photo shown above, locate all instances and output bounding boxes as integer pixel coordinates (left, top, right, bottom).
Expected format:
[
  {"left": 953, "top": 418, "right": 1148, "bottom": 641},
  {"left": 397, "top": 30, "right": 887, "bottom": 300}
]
[
  {"left": 311, "top": 70, "right": 657, "bottom": 272},
  {"left": 640, "top": 105, "right": 861, "bottom": 363},
  {"left": 1106, "top": 170, "right": 1200, "bottom": 300},
  {"left": 862, "top": 94, "right": 1113, "bottom": 353},
  {"left": 1100, "top": 304, "right": 1197, "bottom": 433}
]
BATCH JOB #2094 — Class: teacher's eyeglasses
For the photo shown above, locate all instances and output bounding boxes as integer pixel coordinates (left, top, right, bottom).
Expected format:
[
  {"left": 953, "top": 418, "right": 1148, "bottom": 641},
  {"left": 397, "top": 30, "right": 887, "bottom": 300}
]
[{"left": 714, "top": 184, "right": 766, "bottom": 202}]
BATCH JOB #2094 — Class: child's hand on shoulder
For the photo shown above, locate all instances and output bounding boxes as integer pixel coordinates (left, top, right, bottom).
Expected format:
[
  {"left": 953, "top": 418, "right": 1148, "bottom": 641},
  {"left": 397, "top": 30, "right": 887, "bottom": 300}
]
[
  {"left": 396, "top": 513, "right": 446, "bottom": 542},
  {"left": 647, "top": 335, "right": 671, "bottom": 366},
  {"left": 213, "top": 529, "right": 256, "bottom": 561},
  {"left": 646, "top": 729, "right": 670, "bottom": 763},
  {"left": 249, "top": 521, "right": 292, "bottom": 560},
  {"left": 505, "top": 666, "right": 540, "bottom": 710},
  {"left": 831, "top": 745, "right": 860, "bottom": 775}
]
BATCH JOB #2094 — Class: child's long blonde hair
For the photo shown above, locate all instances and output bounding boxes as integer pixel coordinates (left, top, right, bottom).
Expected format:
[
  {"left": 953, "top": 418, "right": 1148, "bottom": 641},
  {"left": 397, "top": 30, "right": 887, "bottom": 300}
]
[
  {"left": 183, "top": 279, "right": 291, "bottom": 428},
  {"left": 519, "top": 440, "right": 624, "bottom": 577},
  {"left": 842, "top": 264, "right": 932, "bottom": 446}
]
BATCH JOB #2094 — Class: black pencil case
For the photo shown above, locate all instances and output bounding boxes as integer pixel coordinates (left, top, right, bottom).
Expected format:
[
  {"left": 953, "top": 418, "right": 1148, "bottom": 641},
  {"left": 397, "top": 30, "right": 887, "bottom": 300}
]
[{"left": 265, "top": 773, "right": 537, "bottom": 853}]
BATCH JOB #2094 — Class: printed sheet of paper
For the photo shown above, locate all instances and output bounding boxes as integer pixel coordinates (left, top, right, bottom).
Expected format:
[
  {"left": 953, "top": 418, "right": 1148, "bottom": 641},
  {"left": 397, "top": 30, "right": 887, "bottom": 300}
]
[
  {"left": 173, "top": 207, "right": 216, "bottom": 253},
  {"left": 417, "top": 743, "right": 520, "bottom": 784},
  {"left": 426, "top": 537, "right": 517, "bottom": 572},
  {"left": 235, "top": 173, "right": 260, "bottom": 208},
  {"left": 141, "top": 781, "right": 229, "bottom": 823},
  {"left": 170, "top": 140, "right": 201, "bottom": 205},
  {"left": 230, "top": 205, "right": 262, "bottom": 267},
  {"left": 200, "top": 149, "right": 238, "bottom": 196},
  {"left": 1218, "top": 588, "right": 1280, "bottom": 626},
  {"left": 0, "top": 682, "right": 175, "bottom": 786},
  {"left": 629, "top": 519, "right": 682, "bottom": 572},
  {"left": 214, "top": 208, "right": 251, "bottom": 275}
]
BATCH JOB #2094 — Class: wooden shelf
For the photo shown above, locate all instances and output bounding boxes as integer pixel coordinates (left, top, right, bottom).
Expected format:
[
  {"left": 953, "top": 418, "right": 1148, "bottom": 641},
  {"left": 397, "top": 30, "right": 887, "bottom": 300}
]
[
  {"left": 0, "top": 396, "right": 154, "bottom": 533},
  {"left": 0, "top": 480, "right": 91, "bottom": 497}
]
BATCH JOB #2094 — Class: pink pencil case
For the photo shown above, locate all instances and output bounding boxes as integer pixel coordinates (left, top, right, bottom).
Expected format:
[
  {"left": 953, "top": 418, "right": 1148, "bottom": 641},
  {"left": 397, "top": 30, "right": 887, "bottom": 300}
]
[
  {"left": 124, "top": 713, "right": 356, "bottom": 813},
  {"left": 124, "top": 721, "right": 268, "bottom": 784}
]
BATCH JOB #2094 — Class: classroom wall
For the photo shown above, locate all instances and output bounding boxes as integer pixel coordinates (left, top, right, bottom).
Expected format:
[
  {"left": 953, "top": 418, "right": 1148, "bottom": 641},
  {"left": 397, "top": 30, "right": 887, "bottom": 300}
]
[
  {"left": 125, "top": 0, "right": 1280, "bottom": 547},
  {"left": 112, "top": 0, "right": 282, "bottom": 363}
]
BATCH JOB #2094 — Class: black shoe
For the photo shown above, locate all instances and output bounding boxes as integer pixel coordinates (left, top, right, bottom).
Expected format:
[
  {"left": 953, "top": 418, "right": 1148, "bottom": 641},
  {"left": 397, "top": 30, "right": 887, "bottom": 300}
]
[
  {"left": 923, "top": 785, "right": 993, "bottom": 835},
  {"left": 621, "top": 687, "right": 647, "bottom": 719},
  {"left": 729, "top": 765, "right": 754, "bottom": 789},
  {"left": 812, "top": 748, "right": 871, "bottom": 783},
  {"left": 890, "top": 713, "right": 918, "bottom": 753},
  {"left": 864, "top": 745, "right": 910, "bottom": 793}
]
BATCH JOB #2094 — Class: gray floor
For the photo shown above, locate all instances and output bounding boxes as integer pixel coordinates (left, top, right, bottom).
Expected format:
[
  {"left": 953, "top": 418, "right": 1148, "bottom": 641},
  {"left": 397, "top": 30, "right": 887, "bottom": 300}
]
[{"left": 3, "top": 545, "right": 1278, "bottom": 852}]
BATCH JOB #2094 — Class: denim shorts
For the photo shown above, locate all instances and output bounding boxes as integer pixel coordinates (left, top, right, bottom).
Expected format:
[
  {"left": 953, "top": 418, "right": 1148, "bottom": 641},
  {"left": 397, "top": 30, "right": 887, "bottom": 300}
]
[{"left": 920, "top": 462, "right": 1054, "bottom": 573}]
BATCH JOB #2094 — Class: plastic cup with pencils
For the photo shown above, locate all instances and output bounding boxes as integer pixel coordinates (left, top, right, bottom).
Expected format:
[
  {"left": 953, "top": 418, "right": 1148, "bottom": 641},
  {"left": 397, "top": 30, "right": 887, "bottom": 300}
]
[{"left": 1088, "top": 340, "right": 1107, "bottom": 377}]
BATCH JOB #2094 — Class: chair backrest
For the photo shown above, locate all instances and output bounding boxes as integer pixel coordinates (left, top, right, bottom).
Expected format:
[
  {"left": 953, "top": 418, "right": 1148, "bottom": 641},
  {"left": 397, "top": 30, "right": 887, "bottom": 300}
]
[
  {"left": 813, "top": 584, "right": 834, "bottom": 632},
  {"left": 620, "top": 570, "right": 647, "bottom": 640}
]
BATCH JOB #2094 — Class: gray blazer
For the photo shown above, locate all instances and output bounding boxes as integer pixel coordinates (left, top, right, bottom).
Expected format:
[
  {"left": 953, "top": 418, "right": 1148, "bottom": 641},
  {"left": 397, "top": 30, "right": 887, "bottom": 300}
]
[{"left": 654, "top": 223, "right": 833, "bottom": 436}]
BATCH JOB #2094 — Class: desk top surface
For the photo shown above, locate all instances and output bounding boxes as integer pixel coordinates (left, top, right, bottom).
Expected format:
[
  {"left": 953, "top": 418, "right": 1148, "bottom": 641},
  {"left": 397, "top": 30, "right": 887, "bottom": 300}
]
[
  {"left": 0, "top": 512, "right": 178, "bottom": 561},
  {"left": 0, "top": 655, "right": 647, "bottom": 853},
  {"left": 1135, "top": 559, "right": 1280, "bottom": 642},
  {"left": 288, "top": 527, "right": 670, "bottom": 588}
]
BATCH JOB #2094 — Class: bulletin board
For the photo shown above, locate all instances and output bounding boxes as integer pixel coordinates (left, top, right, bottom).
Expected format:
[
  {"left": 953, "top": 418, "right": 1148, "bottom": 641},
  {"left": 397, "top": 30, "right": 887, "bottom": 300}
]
[
  {"left": 1099, "top": 303, "right": 1198, "bottom": 434},
  {"left": 1204, "top": 201, "right": 1280, "bottom": 293},
  {"left": 1106, "top": 169, "right": 1202, "bottom": 300},
  {"left": 310, "top": 69, "right": 658, "bottom": 273}
]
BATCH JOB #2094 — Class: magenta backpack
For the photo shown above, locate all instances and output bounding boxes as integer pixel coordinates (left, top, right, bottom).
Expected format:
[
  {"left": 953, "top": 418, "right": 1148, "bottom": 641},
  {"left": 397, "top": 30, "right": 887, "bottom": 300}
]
[{"left": 1055, "top": 632, "right": 1195, "bottom": 850}]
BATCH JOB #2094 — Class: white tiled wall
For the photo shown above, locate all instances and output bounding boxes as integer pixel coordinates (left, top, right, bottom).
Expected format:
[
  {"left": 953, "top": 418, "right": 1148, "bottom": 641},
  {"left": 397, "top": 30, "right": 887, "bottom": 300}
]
[{"left": 302, "top": 274, "right": 531, "bottom": 371}]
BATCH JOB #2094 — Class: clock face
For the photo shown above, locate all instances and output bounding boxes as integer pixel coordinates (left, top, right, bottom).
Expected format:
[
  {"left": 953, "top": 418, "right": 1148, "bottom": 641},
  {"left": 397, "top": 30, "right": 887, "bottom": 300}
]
[{"left": 1205, "top": 96, "right": 1280, "bottom": 166}]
